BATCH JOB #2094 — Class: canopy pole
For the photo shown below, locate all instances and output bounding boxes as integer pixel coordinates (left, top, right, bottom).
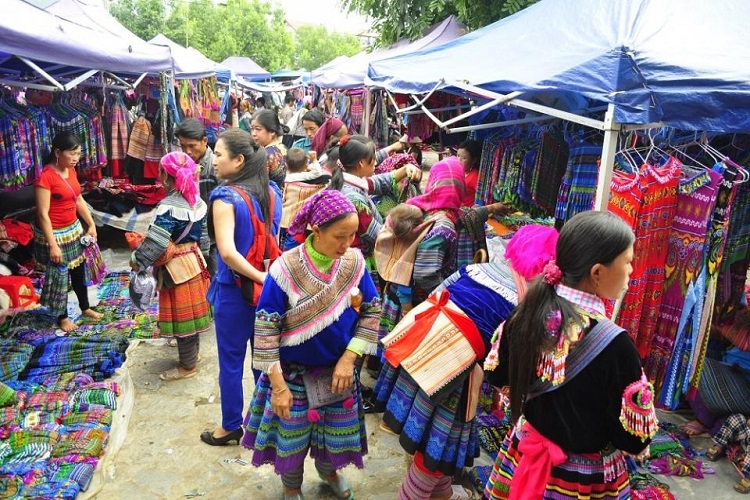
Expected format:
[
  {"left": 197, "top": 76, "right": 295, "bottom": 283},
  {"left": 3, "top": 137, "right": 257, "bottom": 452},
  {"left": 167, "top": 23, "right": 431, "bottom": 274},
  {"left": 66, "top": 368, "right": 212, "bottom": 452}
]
[
  {"left": 594, "top": 103, "right": 621, "bottom": 211},
  {"left": 103, "top": 72, "right": 135, "bottom": 89},
  {"left": 446, "top": 114, "right": 555, "bottom": 133},
  {"left": 63, "top": 70, "right": 99, "bottom": 92},
  {"left": 133, "top": 73, "right": 148, "bottom": 89},
  {"left": 396, "top": 80, "right": 444, "bottom": 114},
  {"left": 0, "top": 78, "right": 59, "bottom": 92},
  {"left": 441, "top": 91, "right": 524, "bottom": 128},
  {"left": 402, "top": 103, "right": 472, "bottom": 116},
  {"left": 363, "top": 88, "right": 372, "bottom": 137},
  {"left": 17, "top": 56, "right": 64, "bottom": 91},
  {"left": 451, "top": 81, "right": 606, "bottom": 131}
]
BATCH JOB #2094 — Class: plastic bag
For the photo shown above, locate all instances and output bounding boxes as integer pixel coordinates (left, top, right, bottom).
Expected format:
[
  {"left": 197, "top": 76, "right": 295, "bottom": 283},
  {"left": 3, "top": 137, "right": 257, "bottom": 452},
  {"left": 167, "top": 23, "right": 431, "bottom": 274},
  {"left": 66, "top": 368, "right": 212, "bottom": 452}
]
[{"left": 129, "top": 270, "right": 156, "bottom": 311}]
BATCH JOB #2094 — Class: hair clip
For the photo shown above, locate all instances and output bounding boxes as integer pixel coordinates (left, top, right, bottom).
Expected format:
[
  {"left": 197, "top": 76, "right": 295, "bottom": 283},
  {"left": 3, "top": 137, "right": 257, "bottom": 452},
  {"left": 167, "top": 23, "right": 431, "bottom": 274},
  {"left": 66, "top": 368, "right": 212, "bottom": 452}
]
[{"left": 340, "top": 135, "right": 350, "bottom": 147}]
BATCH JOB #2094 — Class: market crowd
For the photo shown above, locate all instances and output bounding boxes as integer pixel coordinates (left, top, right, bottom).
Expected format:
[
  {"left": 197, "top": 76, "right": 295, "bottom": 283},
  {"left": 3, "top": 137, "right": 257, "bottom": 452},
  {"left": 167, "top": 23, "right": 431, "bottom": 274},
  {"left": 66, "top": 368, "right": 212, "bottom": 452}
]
[{"left": 36, "top": 95, "right": 661, "bottom": 500}]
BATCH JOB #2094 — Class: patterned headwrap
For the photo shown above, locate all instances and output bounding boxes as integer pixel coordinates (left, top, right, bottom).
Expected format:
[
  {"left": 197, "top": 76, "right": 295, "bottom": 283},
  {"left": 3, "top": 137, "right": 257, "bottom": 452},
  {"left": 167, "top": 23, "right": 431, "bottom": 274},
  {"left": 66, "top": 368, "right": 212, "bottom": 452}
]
[
  {"left": 311, "top": 117, "right": 345, "bottom": 156},
  {"left": 406, "top": 156, "right": 465, "bottom": 221},
  {"left": 288, "top": 189, "right": 357, "bottom": 236},
  {"left": 160, "top": 152, "right": 199, "bottom": 207}
]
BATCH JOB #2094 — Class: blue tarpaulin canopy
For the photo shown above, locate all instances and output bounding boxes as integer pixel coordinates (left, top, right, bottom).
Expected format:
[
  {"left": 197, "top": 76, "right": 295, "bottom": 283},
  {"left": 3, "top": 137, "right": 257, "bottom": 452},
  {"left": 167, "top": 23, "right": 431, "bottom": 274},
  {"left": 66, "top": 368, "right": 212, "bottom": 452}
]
[
  {"left": 0, "top": 0, "right": 172, "bottom": 90},
  {"left": 367, "top": 0, "right": 750, "bottom": 133},
  {"left": 312, "top": 15, "right": 466, "bottom": 90}
]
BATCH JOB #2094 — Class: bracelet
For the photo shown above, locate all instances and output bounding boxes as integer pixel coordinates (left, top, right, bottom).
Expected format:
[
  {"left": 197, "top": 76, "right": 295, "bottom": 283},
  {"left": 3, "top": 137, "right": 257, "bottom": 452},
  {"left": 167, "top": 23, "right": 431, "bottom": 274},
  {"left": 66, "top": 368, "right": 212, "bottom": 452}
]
[{"left": 272, "top": 386, "right": 289, "bottom": 395}]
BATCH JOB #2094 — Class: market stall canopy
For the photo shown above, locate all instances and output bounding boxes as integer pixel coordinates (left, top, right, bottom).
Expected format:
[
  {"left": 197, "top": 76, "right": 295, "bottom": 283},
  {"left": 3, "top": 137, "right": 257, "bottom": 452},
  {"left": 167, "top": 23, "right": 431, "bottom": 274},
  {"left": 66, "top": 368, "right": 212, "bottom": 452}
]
[
  {"left": 312, "top": 15, "right": 465, "bottom": 90},
  {"left": 220, "top": 56, "right": 271, "bottom": 80},
  {"left": 149, "top": 34, "right": 231, "bottom": 81},
  {"left": 272, "top": 68, "right": 311, "bottom": 83},
  {"left": 366, "top": 0, "right": 750, "bottom": 132},
  {"left": 0, "top": 0, "right": 172, "bottom": 90}
]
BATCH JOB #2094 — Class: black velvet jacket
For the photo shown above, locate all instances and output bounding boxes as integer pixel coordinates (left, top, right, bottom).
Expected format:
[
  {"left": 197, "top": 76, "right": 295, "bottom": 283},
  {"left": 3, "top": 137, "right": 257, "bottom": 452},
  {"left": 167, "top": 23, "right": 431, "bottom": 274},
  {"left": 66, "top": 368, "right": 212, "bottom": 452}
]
[{"left": 489, "top": 322, "right": 651, "bottom": 455}]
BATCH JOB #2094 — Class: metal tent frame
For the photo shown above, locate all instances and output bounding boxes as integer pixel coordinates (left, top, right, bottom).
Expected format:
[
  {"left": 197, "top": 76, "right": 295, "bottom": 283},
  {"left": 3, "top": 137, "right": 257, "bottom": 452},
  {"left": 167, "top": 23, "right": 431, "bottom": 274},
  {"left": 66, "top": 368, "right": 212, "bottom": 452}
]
[{"left": 387, "top": 79, "right": 664, "bottom": 211}]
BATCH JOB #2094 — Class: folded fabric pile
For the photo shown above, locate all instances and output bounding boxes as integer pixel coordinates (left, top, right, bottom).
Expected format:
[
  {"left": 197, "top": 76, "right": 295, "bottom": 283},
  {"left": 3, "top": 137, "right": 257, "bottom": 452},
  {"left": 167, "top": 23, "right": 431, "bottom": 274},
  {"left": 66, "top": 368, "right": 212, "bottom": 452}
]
[{"left": 0, "top": 372, "right": 119, "bottom": 499}]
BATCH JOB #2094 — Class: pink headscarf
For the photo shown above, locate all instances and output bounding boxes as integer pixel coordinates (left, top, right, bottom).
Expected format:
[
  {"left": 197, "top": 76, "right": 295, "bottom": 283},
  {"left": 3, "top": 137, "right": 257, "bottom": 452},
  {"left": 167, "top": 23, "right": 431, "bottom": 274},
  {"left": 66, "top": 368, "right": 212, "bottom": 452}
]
[
  {"left": 160, "top": 152, "right": 199, "bottom": 207},
  {"left": 311, "top": 117, "right": 345, "bottom": 156},
  {"left": 406, "top": 156, "right": 465, "bottom": 221},
  {"left": 288, "top": 189, "right": 356, "bottom": 237}
]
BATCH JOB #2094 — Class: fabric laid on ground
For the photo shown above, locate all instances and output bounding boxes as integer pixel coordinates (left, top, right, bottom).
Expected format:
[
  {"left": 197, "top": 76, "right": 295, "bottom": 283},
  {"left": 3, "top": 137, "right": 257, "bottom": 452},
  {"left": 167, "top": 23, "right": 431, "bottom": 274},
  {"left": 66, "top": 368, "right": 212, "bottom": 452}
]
[
  {"left": 0, "top": 269, "right": 148, "bottom": 499},
  {"left": 0, "top": 372, "right": 121, "bottom": 499}
]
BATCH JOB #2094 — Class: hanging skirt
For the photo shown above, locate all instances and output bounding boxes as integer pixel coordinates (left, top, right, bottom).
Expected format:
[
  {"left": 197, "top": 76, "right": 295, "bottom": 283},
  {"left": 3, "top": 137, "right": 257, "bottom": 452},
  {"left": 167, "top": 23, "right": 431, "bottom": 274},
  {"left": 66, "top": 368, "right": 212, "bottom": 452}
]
[
  {"left": 158, "top": 273, "right": 211, "bottom": 337},
  {"left": 33, "top": 220, "right": 85, "bottom": 317},
  {"left": 485, "top": 426, "right": 631, "bottom": 500},
  {"left": 372, "top": 361, "right": 478, "bottom": 476},
  {"left": 242, "top": 368, "right": 367, "bottom": 475}
]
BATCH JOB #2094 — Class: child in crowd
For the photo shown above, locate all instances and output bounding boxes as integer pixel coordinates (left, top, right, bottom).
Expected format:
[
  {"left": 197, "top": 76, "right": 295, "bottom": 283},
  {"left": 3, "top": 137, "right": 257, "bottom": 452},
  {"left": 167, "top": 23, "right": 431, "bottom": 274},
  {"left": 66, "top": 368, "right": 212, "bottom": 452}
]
[
  {"left": 374, "top": 203, "right": 427, "bottom": 316},
  {"left": 279, "top": 147, "right": 331, "bottom": 250}
]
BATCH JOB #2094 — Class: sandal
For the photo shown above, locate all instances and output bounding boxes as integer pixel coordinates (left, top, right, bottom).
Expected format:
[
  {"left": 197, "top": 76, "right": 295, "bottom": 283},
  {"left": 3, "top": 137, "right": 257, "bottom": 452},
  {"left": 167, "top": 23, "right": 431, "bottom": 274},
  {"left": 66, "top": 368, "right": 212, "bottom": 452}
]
[
  {"left": 318, "top": 472, "right": 353, "bottom": 500},
  {"left": 447, "top": 485, "right": 474, "bottom": 500},
  {"left": 705, "top": 443, "right": 725, "bottom": 461},
  {"left": 735, "top": 477, "right": 750, "bottom": 494},
  {"left": 159, "top": 367, "right": 196, "bottom": 381},
  {"left": 167, "top": 338, "right": 177, "bottom": 347},
  {"left": 282, "top": 492, "right": 304, "bottom": 500}
]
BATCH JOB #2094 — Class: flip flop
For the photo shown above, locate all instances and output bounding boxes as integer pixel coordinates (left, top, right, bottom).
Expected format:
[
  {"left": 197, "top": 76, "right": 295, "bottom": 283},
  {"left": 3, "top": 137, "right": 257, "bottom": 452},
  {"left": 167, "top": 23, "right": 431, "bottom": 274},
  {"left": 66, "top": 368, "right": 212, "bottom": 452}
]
[
  {"left": 318, "top": 472, "right": 353, "bottom": 500},
  {"left": 159, "top": 367, "right": 196, "bottom": 381}
]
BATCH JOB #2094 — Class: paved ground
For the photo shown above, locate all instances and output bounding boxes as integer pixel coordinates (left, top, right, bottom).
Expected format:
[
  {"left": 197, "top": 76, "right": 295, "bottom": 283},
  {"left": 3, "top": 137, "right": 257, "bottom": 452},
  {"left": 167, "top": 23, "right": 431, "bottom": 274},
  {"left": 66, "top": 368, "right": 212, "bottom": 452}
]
[{"left": 84, "top": 158, "right": 747, "bottom": 499}]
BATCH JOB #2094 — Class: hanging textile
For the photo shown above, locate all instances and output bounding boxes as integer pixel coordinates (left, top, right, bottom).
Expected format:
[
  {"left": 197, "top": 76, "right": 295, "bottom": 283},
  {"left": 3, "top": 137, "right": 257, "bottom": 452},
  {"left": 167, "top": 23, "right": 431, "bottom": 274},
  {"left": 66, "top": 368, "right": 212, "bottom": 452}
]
[
  {"left": 531, "top": 131, "right": 569, "bottom": 215},
  {"left": 609, "top": 160, "right": 681, "bottom": 359},
  {"left": 686, "top": 162, "right": 740, "bottom": 396},
  {"left": 48, "top": 93, "right": 108, "bottom": 179},
  {"left": 714, "top": 176, "right": 750, "bottom": 323},
  {"left": 106, "top": 92, "right": 130, "bottom": 179},
  {"left": 644, "top": 166, "right": 721, "bottom": 397},
  {"left": 370, "top": 91, "right": 389, "bottom": 148},
  {"left": 554, "top": 142, "right": 602, "bottom": 223},
  {"left": 349, "top": 89, "right": 365, "bottom": 133},
  {"left": 0, "top": 97, "right": 49, "bottom": 190}
]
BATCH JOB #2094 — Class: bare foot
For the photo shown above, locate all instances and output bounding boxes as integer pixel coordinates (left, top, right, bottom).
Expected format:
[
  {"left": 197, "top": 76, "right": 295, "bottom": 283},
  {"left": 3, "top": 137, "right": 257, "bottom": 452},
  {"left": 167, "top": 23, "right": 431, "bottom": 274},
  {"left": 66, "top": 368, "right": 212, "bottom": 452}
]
[
  {"left": 681, "top": 419, "right": 709, "bottom": 437},
  {"left": 58, "top": 317, "right": 78, "bottom": 332},
  {"left": 82, "top": 308, "right": 104, "bottom": 320}
]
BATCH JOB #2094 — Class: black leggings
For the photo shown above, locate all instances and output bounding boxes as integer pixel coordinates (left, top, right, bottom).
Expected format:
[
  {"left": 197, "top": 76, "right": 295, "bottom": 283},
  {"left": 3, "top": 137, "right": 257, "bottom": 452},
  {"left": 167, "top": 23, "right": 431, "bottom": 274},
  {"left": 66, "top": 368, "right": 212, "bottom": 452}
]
[{"left": 60, "top": 264, "right": 90, "bottom": 320}]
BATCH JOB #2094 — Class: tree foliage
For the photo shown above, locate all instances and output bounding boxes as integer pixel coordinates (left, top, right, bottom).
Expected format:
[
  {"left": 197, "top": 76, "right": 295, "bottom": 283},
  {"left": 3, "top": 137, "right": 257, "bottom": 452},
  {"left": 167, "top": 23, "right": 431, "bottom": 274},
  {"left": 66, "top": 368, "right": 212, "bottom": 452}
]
[
  {"left": 109, "top": 0, "right": 363, "bottom": 73},
  {"left": 108, "top": 0, "right": 166, "bottom": 42},
  {"left": 292, "top": 26, "right": 362, "bottom": 70},
  {"left": 341, "top": 0, "right": 538, "bottom": 46}
]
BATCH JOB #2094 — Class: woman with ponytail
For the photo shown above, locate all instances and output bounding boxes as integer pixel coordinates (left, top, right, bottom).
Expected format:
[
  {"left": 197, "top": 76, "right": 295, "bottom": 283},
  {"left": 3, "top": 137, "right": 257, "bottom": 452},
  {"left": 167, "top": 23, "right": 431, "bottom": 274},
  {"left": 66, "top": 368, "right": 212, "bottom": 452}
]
[
  {"left": 130, "top": 152, "right": 211, "bottom": 381},
  {"left": 485, "top": 211, "right": 655, "bottom": 500},
  {"left": 200, "top": 128, "right": 282, "bottom": 447},
  {"left": 327, "top": 134, "right": 422, "bottom": 287},
  {"left": 251, "top": 108, "right": 291, "bottom": 187}
]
